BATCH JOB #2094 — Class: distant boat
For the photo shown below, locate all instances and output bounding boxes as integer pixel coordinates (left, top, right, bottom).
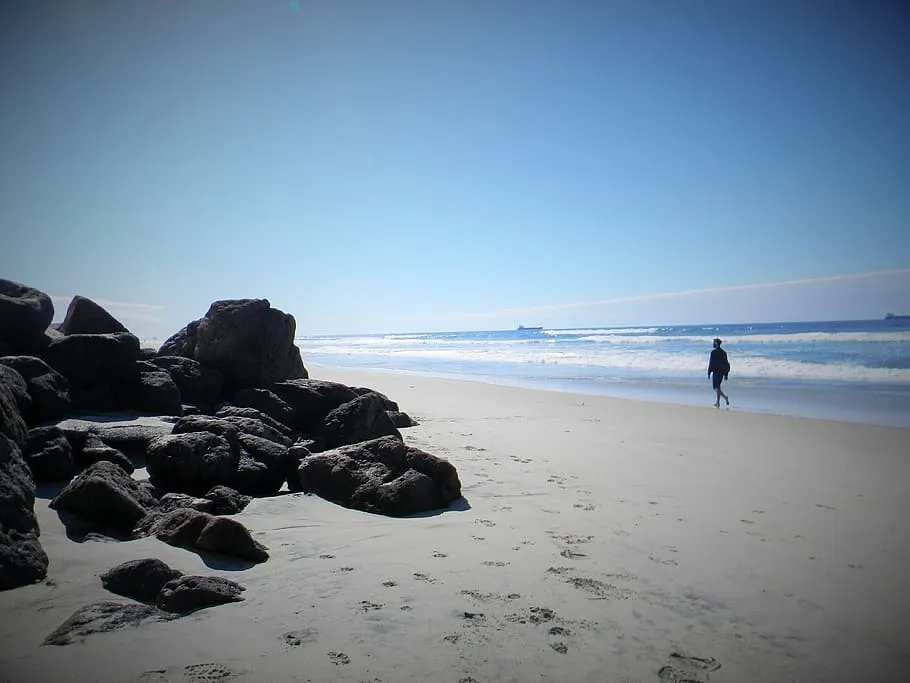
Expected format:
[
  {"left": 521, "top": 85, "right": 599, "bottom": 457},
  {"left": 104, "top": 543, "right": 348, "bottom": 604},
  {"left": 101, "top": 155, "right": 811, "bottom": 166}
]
[
  {"left": 517, "top": 325, "right": 543, "bottom": 331},
  {"left": 885, "top": 313, "right": 910, "bottom": 320}
]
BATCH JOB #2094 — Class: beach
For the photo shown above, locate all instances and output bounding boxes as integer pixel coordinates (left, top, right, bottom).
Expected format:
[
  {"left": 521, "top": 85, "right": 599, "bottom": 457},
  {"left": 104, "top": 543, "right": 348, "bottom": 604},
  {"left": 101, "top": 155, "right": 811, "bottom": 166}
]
[{"left": 1, "top": 366, "right": 908, "bottom": 682}]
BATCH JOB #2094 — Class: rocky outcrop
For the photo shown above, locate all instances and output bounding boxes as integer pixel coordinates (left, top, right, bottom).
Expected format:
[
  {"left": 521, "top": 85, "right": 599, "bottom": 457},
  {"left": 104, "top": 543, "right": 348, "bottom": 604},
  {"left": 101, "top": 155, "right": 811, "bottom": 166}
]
[
  {"left": 0, "top": 365, "right": 30, "bottom": 447},
  {"left": 24, "top": 426, "right": 74, "bottom": 482},
  {"left": 147, "top": 356, "right": 223, "bottom": 407},
  {"left": 321, "top": 392, "right": 402, "bottom": 449},
  {"left": 77, "top": 434, "right": 134, "bottom": 474},
  {"left": 58, "top": 296, "right": 128, "bottom": 336},
  {"left": 157, "top": 320, "right": 199, "bottom": 359},
  {"left": 94, "top": 422, "right": 174, "bottom": 462},
  {"left": 157, "top": 575, "right": 245, "bottom": 613},
  {"left": 134, "top": 362, "right": 183, "bottom": 416},
  {"left": 232, "top": 387, "right": 295, "bottom": 427},
  {"left": 0, "top": 279, "right": 54, "bottom": 354},
  {"left": 139, "top": 508, "right": 268, "bottom": 563},
  {"left": 146, "top": 432, "right": 239, "bottom": 496},
  {"left": 100, "top": 558, "right": 183, "bottom": 603},
  {"left": 0, "top": 434, "right": 49, "bottom": 590},
  {"left": 204, "top": 485, "right": 250, "bottom": 515},
  {"left": 0, "top": 356, "right": 71, "bottom": 425},
  {"left": 293, "top": 436, "right": 462, "bottom": 516},
  {"left": 50, "top": 461, "right": 158, "bottom": 535},
  {"left": 270, "top": 379, "right": 358, "bottom": 432}
]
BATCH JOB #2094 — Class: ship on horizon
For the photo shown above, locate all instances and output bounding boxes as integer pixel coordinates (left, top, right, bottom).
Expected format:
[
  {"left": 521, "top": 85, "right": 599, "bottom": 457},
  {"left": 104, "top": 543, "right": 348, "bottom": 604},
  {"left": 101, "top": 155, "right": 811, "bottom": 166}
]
[
  {"left": 517, "top": 325, "right": 544, "bottom": 331},
  {"left": 885, "top": 312, "right": 910, "bottom": 320}
]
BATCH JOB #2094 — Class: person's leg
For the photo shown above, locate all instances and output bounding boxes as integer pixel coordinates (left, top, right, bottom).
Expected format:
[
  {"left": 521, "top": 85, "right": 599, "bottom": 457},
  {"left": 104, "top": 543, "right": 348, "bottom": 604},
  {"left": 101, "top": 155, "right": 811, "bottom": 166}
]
[{"left": 712, "top": 375, "right": 721, "bottom": 407}]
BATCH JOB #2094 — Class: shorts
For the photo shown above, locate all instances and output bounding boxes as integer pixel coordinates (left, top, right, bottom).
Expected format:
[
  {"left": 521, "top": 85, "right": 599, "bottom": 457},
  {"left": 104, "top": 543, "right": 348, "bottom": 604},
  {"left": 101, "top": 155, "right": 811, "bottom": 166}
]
[{"left": 712, "top": 373, "right": 725, "bottom": 390}]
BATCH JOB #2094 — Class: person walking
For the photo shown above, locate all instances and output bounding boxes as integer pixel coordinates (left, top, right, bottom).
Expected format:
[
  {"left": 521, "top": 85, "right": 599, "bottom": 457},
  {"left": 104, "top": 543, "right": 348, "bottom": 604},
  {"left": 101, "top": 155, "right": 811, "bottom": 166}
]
[{"left": 707, "top": 338, "right": 730, "bottom": 408}]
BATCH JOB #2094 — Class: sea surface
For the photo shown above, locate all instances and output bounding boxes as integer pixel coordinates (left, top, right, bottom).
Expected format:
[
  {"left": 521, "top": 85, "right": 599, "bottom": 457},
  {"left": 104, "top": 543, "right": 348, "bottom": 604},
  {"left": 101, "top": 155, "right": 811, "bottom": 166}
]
[{"left": 297, "top": 319, "right": 910, "bottom": 428}]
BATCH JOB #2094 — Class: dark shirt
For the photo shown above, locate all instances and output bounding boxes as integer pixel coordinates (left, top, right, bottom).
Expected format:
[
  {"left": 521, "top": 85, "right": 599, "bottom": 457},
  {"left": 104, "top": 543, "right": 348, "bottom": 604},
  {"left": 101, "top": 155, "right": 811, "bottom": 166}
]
[{"left": 708, "top": 348, "right": 730, "bottom": 377}]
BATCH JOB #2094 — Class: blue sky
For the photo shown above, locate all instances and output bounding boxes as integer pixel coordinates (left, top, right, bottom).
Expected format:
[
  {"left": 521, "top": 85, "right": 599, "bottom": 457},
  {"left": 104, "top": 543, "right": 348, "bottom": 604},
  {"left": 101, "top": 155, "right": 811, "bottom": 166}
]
[{"left": 1, "top": 0, "right": 908, "bottom": 337}]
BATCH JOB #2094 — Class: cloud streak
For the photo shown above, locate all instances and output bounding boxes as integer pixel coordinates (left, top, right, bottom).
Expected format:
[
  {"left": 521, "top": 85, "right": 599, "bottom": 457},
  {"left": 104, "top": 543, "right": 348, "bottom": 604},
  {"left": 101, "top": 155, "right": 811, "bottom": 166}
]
[
  {"left": 447, "top": 269, "right": 910, "bottom": 320},
  {"left": 51, "top": 296, "right": 165, "bottom": 324}
]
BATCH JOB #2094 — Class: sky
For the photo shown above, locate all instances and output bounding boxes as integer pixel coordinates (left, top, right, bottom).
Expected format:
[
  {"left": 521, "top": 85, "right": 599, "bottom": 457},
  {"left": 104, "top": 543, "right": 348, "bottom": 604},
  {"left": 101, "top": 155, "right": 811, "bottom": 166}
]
[{"left": 1, "top": 0, "right": 908, "bottom": 337}]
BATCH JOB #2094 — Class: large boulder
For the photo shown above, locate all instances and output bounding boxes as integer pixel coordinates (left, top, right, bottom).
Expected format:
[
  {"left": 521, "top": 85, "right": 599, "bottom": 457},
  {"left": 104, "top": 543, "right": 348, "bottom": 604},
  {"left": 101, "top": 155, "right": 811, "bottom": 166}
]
[
  {"left": 142, "top": 508, "right": 268, "bottom": 563},
  {"left": 133, "top": 364, "right": 183, "bottom": 416},
  {"left": 270, "top": 379, "right": 358, "bottom": 432},
  {"left": 24, "top": 426, "right": 74, "bottom": 482},
  {"left": 204, "top": 485, "right": 250, "bottom": 515},
  {"left": 95, "top": 422, "right": 174, "bottom": 462},
  {"left": 100, "top": 558, "right": 183, "bottom": 604},
  {"left": 321, "top": 392, "right": 402, "bottom": 449},
  {"left": 146, "top": 432, "right": 240, "bottom": 496},
  {"left": 157, "top": 320, "right": 199, "bottom": 359},
  {"left": 147, "top": 356, "right": 224, "bottom": 406},
  {"left": 294, "top": 435, "right": 462, "bottom": 516},
  {"left": 157, "top": 575, "right": 245, "bottom": 613},
  {"left": 78, "top": 434, "right": 134, "bottom": 474},
  {"left": 192, "top": 299, "right": 307, "bottom": 391},
  {"left": 0, "top": 279, "right": 54, "bottom": 354},
  {"left": 156, "top": 492, "right": 214, "bottom": 514},
  {"left": 0, "top": 434, "right": 49, "bottom": 590},
  {"left": 233, "top": 433, "right": 294, "bottom": 496},
  {"left": 0, "top": 356, "right": 72, "bottom": 424},
  {"left": 0, "top": 366, "right": 28, "bottom": 448},
  {"left": 40, "top": 333, "right": 140, "bottom": 410},
  {"left": 59, "top": 296, "right": 128, "bottom": 336},
  {"left": 231, "top": 388, "right": 295, "bottom": 428},
  {"left": 214, "top": 406, "right": 296, "bottom": 440},
  {"left": 50, "top": 461, "right": 157, "bottom": 535}
]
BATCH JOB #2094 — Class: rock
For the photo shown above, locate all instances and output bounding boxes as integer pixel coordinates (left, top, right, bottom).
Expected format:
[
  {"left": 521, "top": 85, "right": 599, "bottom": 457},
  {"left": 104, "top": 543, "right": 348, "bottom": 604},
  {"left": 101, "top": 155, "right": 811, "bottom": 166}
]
[
  {"left": 234, "top": 433, "right": 293, "bottom": 496},
  {"left": 0, "top": 279, "right": 54, "bottom": 354},
  {"left": 270, "top": 379, "right": 358, "bottom": 432},
  {"left": 138, "top": 347, "right": 159, "bottom": 361},
  {"left": 204, "top": 485, "right": 250, "bottom": 515},
  {"left": 50, "top": 461, "right": 157, "bottom": 535},
  {"left": 146, "top": 431, "right": 240, "bottom": 496},
  {"left": 100, "top": 558, "right": 183, "bottom": 603},
  {"left": 157, "top": 575, "right": 245, "bottom": 613},
  {"left": 352, "top": 387, "right": 399, "bottom": 411},
  {"left": 321, "top": 392, "right": 402, "bottom": 449},
  {"left": 156, "top": 492, "right": 214, "bottom": 514},
  {"left": 193, "top": 299, "right": 307, "bottom": 391},
  {"left": 133, "top": 366, "right": 183, "bottom": 416},
  {"left": 95, "top": 421, "right": 174, "bottom": 462},
  {"left": 387, "top": 410, "right": 416, "bottom": 428},
  {"left": 79, "top": 435, "right": 134, "bottom": 474},
  {"left": 231, "top": 388, "right": 295, "bottom": 428},
  {"left": 147, "top": 356, "right": 224, "bottom": 407},
  {"left": 58, "top": 296, "right": 128, "bottom": 336},
  {"left": 40, "top": 333, "right": 140, "bottom": 409},
  {"left": 145, "top": 508, "right": 268, "bottom": 563},
  {"left": 0, "top": 365, "right": 30, "bottom": 446},
  {"left": 157, "top": 319, "right": 200, "bottom": 359},
  {"left": 175, "top": 412, "right": 292, "bottom": 446},
  {"left": 43, "top": 601, "right": 178, "bottom": 645},
  {"left": 212, "top": 414, "right": 293, "bottom": 447},
  {"left": 0, "top": 434, "right": 49, "bottom": 590},
  {"left": 295, "top": 435, "right": 462, "bottom": 516},
  {"left": 216, "top": 404, "right": 295, "bottom": 439},
  {"left": 0, "top": 356, "right": 71, "bottom": 424},
  {"left": 24, "top": 426, "right": 74, "bottom": 482}
]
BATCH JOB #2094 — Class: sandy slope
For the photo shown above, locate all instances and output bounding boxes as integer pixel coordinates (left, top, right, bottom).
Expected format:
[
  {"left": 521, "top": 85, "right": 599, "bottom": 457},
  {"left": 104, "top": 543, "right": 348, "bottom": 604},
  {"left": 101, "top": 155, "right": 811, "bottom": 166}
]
[{"left": 1, "top": 367, "right": 908, "bottom": 683}]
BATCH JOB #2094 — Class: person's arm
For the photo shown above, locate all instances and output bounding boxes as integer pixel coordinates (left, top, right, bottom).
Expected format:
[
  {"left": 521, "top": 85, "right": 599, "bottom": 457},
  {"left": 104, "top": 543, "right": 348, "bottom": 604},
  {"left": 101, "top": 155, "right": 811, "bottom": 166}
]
[{"left": 707, "top": 351, "right": 714, "bottom": 376}]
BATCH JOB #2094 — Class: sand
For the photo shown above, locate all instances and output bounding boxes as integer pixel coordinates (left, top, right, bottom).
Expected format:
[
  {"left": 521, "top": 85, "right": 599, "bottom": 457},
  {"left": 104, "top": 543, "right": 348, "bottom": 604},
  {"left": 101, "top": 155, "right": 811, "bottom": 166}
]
[{"left": 1, "top": 367, "right": 908, "bottom": 682}]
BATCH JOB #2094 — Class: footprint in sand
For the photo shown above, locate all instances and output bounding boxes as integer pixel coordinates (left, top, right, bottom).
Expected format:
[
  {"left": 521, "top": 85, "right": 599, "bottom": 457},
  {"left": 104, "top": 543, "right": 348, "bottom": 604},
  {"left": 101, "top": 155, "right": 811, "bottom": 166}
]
[
  {"left": 319, "top": 554, "right": 336, "bottom": 559},
  {"left": 573, "top": 503, "right": 597, "bottom": 511},
  {"left": 413, "top": 572, "right": 437, "bottom": 583},
  {"left": 657, "top": 652, "right": 721, "bottom": 682},
  {"left": 649, "top": 555, "right": 679, "bottom": 566},
  {"left": 183, "top": 662, "right": 236, "bottom": 682},
  {"left": 327, "top": 651, "right": 350, "bottom": 665},
  {"left": 432, "top": 551, "right": 448, "bottom": 558},
  {"left": 281, "top": 628, "right": 317, "bottom": 647},
  {"left": 331, "top": 567, "right": 356, "bottom": 574},
  {"left": 382, "top": 580, "right": 398, "bottom": 587},
  {"left": 356, "top": 601, "right": 383, "bottom": 613},
  {"left": 550, "top": 642, "right": 569, "bottom": 654},
  {"left": 560, "top": 549, "right": 587, "bottom": 559},
  {"left": 815, "top": 503, "right": 836, "bottom": 511},
  {"left": 480, "top": 560, "right": 510, "bottom": 567},
  {"left": 475, "top": 519, "right": 496, "bottom": 528}
]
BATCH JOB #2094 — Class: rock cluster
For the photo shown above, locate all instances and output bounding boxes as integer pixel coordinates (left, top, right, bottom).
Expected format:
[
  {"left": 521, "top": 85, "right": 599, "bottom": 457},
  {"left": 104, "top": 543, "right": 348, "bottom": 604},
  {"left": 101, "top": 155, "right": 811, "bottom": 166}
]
[{"left": 1, "top": 277, "right": 463, "bottom": 595}]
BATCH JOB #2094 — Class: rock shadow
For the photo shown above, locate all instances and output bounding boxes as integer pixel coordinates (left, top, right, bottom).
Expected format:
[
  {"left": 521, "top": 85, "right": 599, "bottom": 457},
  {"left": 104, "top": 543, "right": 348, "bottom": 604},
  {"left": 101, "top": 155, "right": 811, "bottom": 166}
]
[{"left": 403, "top": 496, "right": 472, "bottom": 519}]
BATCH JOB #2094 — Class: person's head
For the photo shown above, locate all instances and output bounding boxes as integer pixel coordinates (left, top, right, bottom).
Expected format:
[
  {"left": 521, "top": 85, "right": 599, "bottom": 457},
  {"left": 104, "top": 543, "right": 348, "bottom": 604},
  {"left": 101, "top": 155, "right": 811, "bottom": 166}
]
[{"left": 713, "top": 338, "right": 722, "bottom": 348}]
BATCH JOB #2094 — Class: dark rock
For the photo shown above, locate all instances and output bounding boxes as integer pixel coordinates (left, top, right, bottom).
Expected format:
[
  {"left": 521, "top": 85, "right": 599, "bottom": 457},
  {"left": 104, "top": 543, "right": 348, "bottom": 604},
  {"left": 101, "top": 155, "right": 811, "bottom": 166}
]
[
  {"left": 100, "top": 558, "right": 183, "bottom": 603},
  {"left": 180, "top": 404, "right": 204, "bottom": 416},
  {"left": 133, "top": 367, "right": 183, "bottom": 416},
  {"left": 156, "top": 492, "right": 214, "bottom": 514},
  {"left": 387, "top": 410, "right": 416, "bottom": 428},
  {"left": 40, "top": 333, "right": 140, "bottom": 408},
  {"left": 95, "top": 422, "right": 173, "bottom": 461},
  {"left": 0, "top": 365, "right": 31, "bottom": 446},
  {"left": 176, "top": 412, "right": 292, "bottom": 447},
  {"left": 193, "top": 299, "right": 307, "bottom": 391},
  {"left": 352, "top": 387, "right": 399, "bottom": 411},
  {"left": 0, "top": 356, "right": 72, "bottom": 424},
  {"left": 148, "top": 356, "right": 224, "bottom": 406},
  {"left": 216, "top": 404, "right": 295, "bottom": 439},
  {"left": 43, "top": 601, "right": 178, "bottom": 645},
  {"left": 70, "top": 384, "right": 116, "bottom": 413},
  {"left": 138, "top": 347, "right": 159, "bottom": 361},
  {"left": 234, "top": 433, "right": 292, "bottom": 496},
  {"left": 204, "top": 485, "right": 250, "bottom": 515},
  {"left": 50, "top": 461, "right": 157, "bottom": 535},
  {"left": 295, "top": 435, "right": 462, "bottom": 516},
  {"left": 157, "top": 319, "right": 200, "bottom": 359},
  {"left": 145, "top": 508, "right": 268, "bottom": 563},
  {"left": 0, "top": 279, "right": 54, "bottom": 354},
  {"left": 0, "top": 434, "right": 49, "bottom": 590},
  {"left": 321, "top": 392, "right": 402, "bottom": 449},
  {"left": 59, "top": 296, "right": 128, "bottom": 336},
  {"left": 214, "top": 414, "right": 292, "bottom": 447},
  {"left": 232, "top": 388, "right": 295, "bottom": 428},
  {"left": 146, "top": 431, "right": 240, "bottom": 496},
  {"left": 79, "top": 435, "right": 134, "bottom": 474},
  {"left": 270, "top": 379, "right": 358, "bottom": 432},
  {"left": 157, "top": 574, "right": 245, "bottom": 613},
  {"left": 24, "top": 426, "right": 74, "bottom": 482}
]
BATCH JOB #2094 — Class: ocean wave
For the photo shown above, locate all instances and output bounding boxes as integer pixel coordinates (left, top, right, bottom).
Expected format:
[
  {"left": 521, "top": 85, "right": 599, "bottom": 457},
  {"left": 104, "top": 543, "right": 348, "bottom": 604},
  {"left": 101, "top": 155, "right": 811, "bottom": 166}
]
[
  {"left": 573, "top": 331, "right": 910, "bottom": 344},
  {"left": 543, "top": 327, "right": 660, "bottom": 336}
]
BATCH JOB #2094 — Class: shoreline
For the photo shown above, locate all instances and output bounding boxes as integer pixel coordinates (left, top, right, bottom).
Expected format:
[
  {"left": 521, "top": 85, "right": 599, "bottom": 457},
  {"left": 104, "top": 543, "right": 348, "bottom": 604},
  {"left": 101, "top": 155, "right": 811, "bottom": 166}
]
[
  {"left": 307, "top": 362, "right": 910, "bottom": 429},
  {"left": 1, "top": 367, "right": 907, "bottom": 682}
]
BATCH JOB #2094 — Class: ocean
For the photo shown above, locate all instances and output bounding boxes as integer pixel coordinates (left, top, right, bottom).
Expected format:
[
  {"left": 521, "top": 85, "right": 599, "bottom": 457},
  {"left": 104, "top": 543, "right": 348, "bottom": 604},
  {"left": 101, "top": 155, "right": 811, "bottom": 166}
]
[{"left": 296, "top": 319, "right": 910, "bottom": 428}]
